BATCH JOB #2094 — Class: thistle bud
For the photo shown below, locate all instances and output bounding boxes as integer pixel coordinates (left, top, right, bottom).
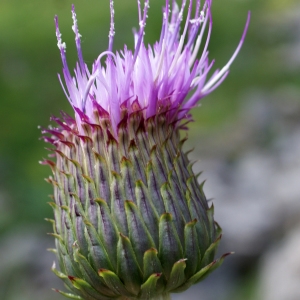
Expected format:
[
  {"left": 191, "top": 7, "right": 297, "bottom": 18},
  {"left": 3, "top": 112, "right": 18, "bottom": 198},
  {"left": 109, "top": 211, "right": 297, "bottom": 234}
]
[{"left": 42, "top": 1, "right": 250, "bottom": 299}]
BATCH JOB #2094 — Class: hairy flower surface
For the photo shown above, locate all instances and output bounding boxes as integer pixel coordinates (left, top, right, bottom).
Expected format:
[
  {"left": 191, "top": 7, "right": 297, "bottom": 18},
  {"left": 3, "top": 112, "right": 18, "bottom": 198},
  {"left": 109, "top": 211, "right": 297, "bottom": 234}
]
[{"left": 42, "top": 1, "right": 250, "bottom": 299}]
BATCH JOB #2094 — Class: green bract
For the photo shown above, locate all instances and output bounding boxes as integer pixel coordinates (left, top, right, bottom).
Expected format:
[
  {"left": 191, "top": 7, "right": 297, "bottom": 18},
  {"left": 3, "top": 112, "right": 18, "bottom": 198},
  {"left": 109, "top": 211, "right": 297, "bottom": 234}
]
[{"left": 43, "top": 108, "right": 228, "bottom": 300}]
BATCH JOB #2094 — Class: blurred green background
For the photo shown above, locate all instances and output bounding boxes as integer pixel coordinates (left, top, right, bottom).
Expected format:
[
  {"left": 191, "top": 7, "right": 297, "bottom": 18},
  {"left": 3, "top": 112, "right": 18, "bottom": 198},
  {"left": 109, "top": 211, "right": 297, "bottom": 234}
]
[{"left": 1, "top": 0, "right": 300, "bottom": 299}]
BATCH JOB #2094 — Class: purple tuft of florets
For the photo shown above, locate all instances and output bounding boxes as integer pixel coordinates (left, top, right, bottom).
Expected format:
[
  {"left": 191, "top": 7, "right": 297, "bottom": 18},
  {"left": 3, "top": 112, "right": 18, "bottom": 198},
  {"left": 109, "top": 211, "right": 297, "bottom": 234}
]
[{"left": 55, "top": 0, "right": 250, "bottom": 136}]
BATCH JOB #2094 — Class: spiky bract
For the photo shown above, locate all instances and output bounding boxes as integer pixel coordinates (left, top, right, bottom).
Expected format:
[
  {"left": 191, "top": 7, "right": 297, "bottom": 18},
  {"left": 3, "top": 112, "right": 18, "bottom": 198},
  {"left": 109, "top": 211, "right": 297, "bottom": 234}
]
[{"left": 42, "top": 106, "right": 228, "bottom": 299}]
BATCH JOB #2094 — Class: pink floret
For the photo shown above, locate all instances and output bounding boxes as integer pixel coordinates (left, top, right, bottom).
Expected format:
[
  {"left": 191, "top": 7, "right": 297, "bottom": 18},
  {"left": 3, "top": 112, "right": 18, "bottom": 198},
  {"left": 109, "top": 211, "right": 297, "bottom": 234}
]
[{"left": 55, "top": 0, "right": 250, "bottom": 136}]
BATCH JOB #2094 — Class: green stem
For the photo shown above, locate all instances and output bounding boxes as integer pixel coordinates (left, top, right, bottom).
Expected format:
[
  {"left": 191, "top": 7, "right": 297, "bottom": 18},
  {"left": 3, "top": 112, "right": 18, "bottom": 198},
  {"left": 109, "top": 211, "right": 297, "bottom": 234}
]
[
  {"left": 151, "top": 293, "right": 171, "bottom": 300},
  {"left": 162, "top": 293, "right": 171, "bottom": 300},
  {"left": 121, "top": 293, "right": 171, "bottom": 300}
]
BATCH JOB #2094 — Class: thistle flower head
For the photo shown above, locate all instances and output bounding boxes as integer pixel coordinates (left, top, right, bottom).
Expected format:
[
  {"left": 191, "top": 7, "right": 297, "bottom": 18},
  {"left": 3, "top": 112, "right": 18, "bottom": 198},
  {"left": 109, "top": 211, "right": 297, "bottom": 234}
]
[
  {"left": 42, "top": 1, "right": 250, "bottom": 299},
  {"left": 55, "top": 0, "right": 250, "bottom": 136}
]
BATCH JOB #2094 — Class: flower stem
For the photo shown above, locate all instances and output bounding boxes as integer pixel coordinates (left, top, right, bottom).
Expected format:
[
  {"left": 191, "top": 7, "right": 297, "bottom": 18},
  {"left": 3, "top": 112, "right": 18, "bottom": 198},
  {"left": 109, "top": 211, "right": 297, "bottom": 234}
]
[
  {"left": 120, "top": 294, "right": 171, "bottom": 300},
  {"left": 152, "top": 293, "right": 171, "bottom": 300}
]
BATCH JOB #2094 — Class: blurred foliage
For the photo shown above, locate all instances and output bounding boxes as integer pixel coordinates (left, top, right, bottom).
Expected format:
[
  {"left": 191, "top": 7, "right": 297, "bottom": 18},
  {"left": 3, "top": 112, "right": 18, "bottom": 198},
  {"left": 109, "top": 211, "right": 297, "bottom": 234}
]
[{"left": 0, "top": 1, "right": 299, "bottom": 298}]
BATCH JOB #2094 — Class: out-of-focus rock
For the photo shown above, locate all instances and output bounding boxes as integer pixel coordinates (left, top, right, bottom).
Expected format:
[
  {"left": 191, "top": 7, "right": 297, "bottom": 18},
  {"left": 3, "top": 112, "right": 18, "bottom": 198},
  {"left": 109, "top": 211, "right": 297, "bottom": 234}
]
[
  {"left": 258, "top": 225, "right": 300, "bottom": 300},
  {"left": 0, "top": 226, "right": 62, "bottom": 300},
  {"left": 191, "top": 124, "right": 300, "bottom": 259}
]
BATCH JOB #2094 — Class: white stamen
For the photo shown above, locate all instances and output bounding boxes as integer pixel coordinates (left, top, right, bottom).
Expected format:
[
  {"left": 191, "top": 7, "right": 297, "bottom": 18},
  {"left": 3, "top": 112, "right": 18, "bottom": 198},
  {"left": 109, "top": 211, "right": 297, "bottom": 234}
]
[
  {"left": 189, "top": 7, "right": 209, "bottom": 68},
  {"left": 154, "top": 38, "right": 166, "bottom": 82},
  {"left": 168, "top": 34, "right": 185, "bottom": 76},
  {"left": 108, "top": 0, "right": 115, "bottom": 51},
  {"left": 190, "top": 15, "right": 205, "bottom": 25},
  {"left": 72, "top": 9, "right": 81, "bottom": 38},
  {"left": 191, "top": 76, "right": 200, "bottom": 87},
  {"left": 57, "top": 40, "right": 66, "bottom": 51},
  {"left": 169, "top": 23, "right": 176, "bottom": 33}
]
